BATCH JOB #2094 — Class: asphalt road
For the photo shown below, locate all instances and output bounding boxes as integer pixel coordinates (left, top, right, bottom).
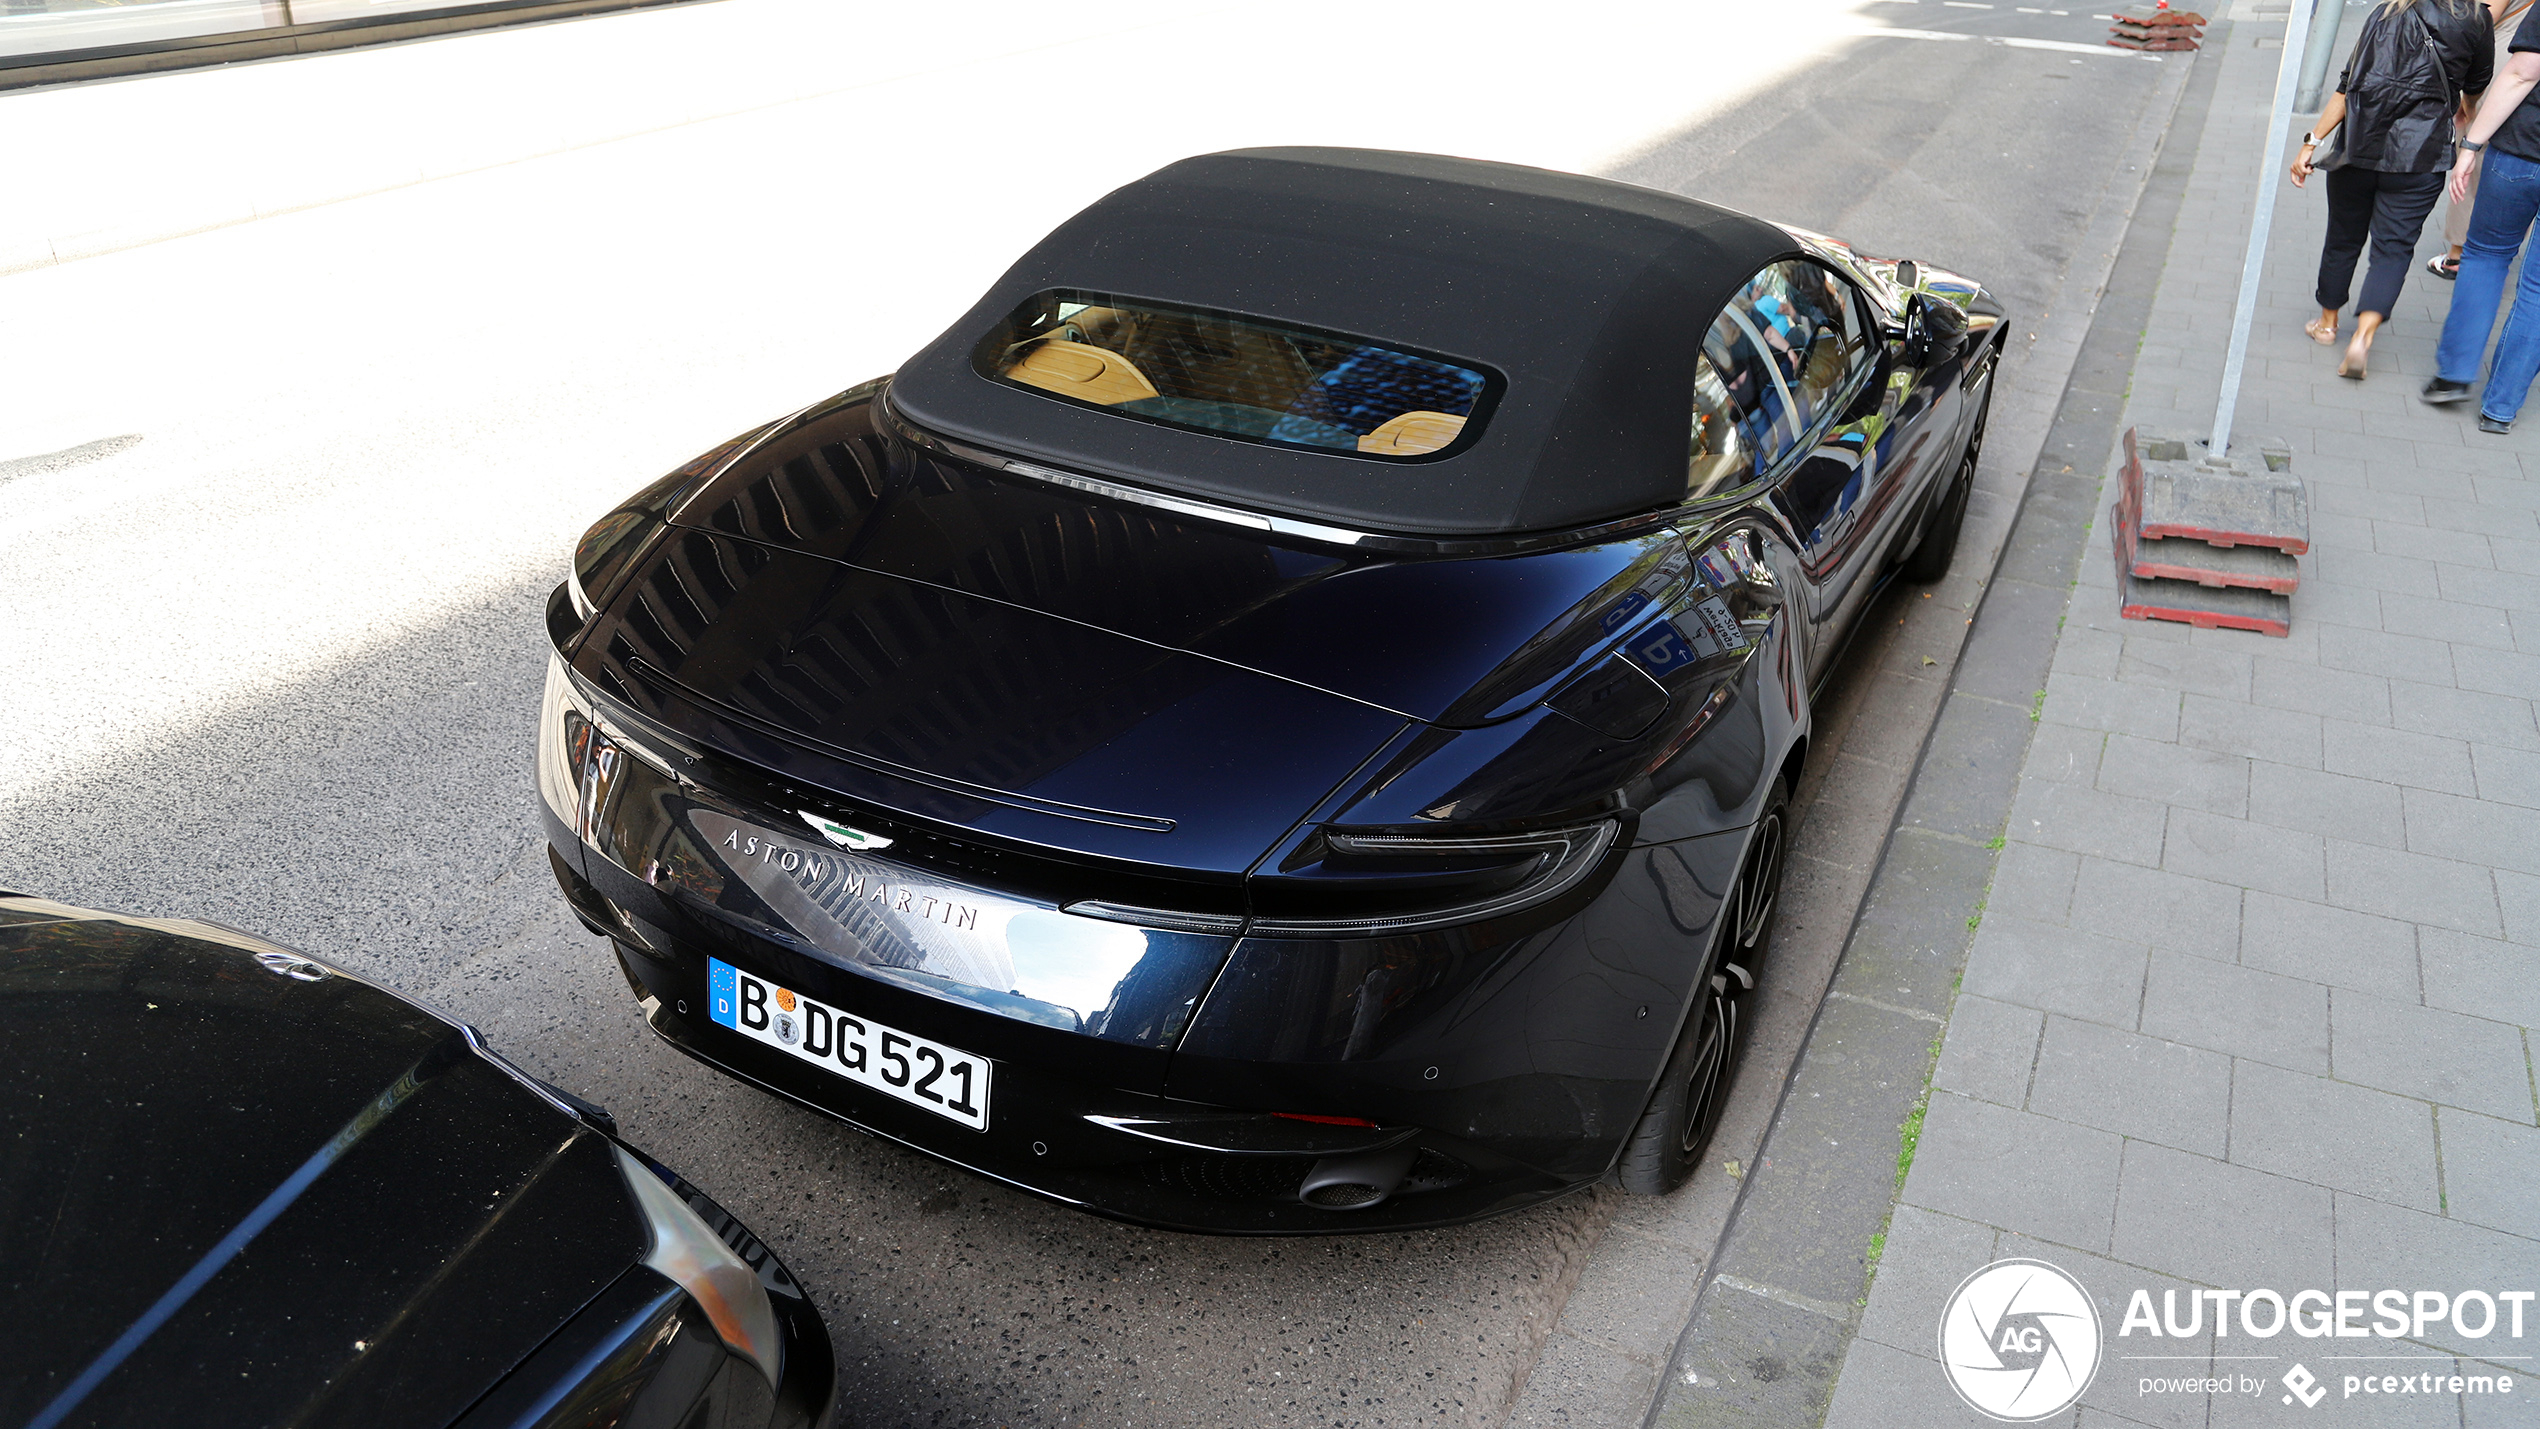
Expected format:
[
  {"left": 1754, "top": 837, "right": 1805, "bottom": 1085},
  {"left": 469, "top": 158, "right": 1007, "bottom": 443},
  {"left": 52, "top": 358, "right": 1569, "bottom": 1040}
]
[{"left": 0, "top": 4, "right": 2180, "bottom": 1423}]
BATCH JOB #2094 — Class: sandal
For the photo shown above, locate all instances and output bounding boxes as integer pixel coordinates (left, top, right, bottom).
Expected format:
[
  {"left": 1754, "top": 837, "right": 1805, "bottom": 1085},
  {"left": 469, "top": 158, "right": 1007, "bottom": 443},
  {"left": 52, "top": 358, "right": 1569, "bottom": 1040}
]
[
  {"left": 2429, "top": 253, "right": 2461, "bottom": 280},
  {"left": 2339, "top": 337, "right": 2370, "bottom": 381},
  {"left": 2305, "top": 315, "right": 2339, "bottom": 345}
]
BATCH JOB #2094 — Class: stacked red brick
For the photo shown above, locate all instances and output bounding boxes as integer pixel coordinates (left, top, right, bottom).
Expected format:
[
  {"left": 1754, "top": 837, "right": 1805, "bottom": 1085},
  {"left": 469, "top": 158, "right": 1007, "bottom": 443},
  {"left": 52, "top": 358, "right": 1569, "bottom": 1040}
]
[
  {"left": 2108, "top": 3, "right": 2207, "bottom": 50},
  {"left": 2110, "top": 429, "right": 2310, "bottom": 638}
]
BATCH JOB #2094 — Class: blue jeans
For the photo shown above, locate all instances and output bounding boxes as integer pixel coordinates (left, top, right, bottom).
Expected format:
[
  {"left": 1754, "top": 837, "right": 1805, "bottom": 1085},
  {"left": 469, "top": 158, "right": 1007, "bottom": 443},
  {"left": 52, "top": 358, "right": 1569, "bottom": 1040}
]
[{"left": 2435, "top": 147, "right": 2540, "bottom": 421}]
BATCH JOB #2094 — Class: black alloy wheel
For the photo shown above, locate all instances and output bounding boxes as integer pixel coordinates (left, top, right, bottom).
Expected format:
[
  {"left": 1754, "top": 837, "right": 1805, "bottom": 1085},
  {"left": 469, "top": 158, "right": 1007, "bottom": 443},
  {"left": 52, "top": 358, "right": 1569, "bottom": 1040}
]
[
  {"left": 1902, "top": 354, "right": 1995, "bottom": 584},
  {"left": 1616, "top": 777, "right": 1789, "bottom": 1195}
]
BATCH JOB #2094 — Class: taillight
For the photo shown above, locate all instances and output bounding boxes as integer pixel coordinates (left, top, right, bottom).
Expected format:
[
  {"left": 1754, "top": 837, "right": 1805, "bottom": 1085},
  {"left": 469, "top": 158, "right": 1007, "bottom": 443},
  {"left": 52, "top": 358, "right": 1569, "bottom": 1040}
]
[
  {"left": 1246, "top": 820, "right": 1619, "bottom": 937},
  {"left": 538, "top": 655, "right": 628, "bottom": 844}
]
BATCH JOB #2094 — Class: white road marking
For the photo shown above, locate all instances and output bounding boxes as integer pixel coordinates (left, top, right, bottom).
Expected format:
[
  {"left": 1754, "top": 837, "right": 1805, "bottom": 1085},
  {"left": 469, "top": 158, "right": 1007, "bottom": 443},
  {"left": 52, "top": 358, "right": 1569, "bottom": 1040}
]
[{"left": 1851, "top": 23, "right": 2165, "bottom": 57}]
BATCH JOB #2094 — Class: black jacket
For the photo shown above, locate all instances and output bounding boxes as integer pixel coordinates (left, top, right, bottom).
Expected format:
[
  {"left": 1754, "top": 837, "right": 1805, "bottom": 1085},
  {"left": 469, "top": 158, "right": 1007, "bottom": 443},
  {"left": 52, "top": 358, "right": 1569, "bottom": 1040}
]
[{"left": 2338, "top": 0, "right": 2495, "bottom": 172}]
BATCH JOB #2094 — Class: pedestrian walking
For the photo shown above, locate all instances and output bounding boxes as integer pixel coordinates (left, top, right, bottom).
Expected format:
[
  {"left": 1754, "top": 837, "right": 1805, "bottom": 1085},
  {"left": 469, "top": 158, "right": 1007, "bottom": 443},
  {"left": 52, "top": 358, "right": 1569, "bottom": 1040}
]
[
  {"left": 2289, "top": 0, "right": 2494, "bottom": 380},
  {"left": 2423, "top": 10, "right": 2540, "bottom": 428},
  {"left": 2430, "top": 0, "right": 2534, "bottom": 279}
]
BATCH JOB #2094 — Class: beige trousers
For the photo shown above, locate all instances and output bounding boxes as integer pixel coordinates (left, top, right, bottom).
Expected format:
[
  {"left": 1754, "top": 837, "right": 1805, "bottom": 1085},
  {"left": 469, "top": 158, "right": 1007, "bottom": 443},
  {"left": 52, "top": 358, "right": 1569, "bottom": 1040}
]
[{"left": 2448, "top": 7, "right": 2534, "bottom": 249}]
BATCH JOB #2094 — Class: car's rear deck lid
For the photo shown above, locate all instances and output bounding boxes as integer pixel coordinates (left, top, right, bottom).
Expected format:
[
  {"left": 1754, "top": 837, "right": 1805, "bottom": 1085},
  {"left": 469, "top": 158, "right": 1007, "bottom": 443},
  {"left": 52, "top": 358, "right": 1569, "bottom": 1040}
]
[{"left": 573, "top": 528, "right": 1406, "bottom": 875}]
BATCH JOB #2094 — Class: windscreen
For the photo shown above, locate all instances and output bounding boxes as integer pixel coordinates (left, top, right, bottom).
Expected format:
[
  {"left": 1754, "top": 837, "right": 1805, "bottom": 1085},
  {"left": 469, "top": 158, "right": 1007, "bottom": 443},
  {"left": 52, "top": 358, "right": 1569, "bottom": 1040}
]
[{"left": 977, "top": 291, "right": 1499, "bottom": 461}]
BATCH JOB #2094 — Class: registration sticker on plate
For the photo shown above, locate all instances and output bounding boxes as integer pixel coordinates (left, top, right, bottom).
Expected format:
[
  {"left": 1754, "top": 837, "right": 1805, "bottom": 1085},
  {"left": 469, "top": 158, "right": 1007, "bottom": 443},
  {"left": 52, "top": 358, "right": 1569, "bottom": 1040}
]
[{"left": 708, "top": 957, "right": 989, "bottom": 1130}]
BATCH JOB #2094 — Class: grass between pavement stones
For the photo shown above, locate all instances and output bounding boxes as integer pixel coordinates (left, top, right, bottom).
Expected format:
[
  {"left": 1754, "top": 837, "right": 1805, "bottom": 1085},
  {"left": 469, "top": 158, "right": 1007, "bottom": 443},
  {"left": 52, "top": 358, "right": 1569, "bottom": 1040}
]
[{"left": 1860, "top": 1026, "right": 1945, "bottom": 1304}]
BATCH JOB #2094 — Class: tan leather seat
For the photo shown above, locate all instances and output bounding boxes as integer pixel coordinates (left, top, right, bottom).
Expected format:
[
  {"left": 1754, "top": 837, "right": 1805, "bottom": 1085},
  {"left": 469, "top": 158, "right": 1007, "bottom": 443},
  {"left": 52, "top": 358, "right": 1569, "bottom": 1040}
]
[
  {"left": 1003, "top": 339, "right": 1160, "bottom": 406},
  {"left": 1357, "top": 410, "right": 1466, "bottom": 456}
]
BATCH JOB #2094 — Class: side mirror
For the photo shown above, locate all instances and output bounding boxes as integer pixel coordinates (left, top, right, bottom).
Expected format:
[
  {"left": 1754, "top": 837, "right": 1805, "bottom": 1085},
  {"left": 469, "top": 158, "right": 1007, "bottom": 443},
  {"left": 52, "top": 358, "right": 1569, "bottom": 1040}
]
[{"left": 1902, "top": 292, "right": 1970, "bottom": 368}]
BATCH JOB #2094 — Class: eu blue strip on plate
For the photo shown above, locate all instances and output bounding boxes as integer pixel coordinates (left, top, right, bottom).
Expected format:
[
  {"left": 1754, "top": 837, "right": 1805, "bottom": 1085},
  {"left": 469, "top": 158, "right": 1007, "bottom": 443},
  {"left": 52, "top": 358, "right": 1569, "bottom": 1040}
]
[{"left": 709, "top": 958, "right": 738, "bottom": 1029}]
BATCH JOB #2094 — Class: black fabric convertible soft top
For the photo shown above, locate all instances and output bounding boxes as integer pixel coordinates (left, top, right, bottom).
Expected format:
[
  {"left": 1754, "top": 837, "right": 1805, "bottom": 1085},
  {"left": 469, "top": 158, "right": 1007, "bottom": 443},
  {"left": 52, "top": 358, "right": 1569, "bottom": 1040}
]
[{"left": 886, "top": 148, "right": 1798, "bottom": 537}]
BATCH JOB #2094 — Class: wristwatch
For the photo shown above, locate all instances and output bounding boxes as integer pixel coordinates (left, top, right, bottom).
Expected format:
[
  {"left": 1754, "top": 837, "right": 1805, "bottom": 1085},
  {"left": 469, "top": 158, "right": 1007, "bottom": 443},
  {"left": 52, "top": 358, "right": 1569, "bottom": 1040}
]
[{"left": 2464, "top": 139, "right": 2489, "bottom": 152}]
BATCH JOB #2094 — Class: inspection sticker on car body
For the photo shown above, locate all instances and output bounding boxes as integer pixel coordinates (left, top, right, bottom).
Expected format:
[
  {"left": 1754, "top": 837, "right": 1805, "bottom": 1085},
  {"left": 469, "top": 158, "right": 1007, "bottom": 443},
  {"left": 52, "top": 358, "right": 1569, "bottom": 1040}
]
[{"left": 708, "top": 957, "right": 989, "bottom": 1130}]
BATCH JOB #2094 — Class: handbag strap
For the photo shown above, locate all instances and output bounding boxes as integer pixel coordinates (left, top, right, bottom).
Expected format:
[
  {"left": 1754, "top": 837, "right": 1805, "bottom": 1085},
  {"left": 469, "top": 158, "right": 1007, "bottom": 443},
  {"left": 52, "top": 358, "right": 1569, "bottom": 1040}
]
[{"left": 2408, "top": 5, "right": 2459, "bottom": 115}]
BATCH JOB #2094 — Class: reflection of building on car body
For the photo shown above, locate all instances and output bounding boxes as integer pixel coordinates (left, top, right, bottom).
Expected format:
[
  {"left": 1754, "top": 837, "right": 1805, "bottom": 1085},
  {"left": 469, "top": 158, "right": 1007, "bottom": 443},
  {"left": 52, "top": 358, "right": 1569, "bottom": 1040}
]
[{"left": 538, "top": 148, "right": 2004, "bottom": 1232}]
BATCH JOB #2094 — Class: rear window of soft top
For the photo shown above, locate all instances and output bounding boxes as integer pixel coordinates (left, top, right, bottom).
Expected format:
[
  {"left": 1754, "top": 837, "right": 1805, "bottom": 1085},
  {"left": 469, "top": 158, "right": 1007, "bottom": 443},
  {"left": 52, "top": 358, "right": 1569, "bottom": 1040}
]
[{"left": 976, "top": 291, "right": 1500, "bottom": 461}]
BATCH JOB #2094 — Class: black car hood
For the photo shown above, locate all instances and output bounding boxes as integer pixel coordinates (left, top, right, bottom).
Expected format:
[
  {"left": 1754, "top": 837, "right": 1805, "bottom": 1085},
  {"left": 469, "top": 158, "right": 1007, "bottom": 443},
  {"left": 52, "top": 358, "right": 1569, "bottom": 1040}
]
[{"left": 0, "top": 903, "right": 644, "bottom": 1429}]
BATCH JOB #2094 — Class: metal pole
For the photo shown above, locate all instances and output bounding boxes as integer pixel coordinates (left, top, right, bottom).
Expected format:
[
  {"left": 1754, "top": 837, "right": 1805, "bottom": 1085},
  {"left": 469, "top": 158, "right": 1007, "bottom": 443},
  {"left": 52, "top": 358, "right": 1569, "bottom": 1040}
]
[
  {"left": 2294, "top": 0, "right": 2348, "bottom": 111},
  {"left": 2211, "top": 0, "right": 2316, "bottom": 460}
]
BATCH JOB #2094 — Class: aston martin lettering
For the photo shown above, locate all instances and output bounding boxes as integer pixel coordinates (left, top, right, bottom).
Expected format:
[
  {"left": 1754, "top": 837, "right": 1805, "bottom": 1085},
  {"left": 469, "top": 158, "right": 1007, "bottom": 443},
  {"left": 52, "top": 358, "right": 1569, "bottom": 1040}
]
[
  {"left": 715, "top": 827, "right": 979, "bottom": 930},
  {"left": 685, "top": 808, "right": 1035, "bottom": 1012}
]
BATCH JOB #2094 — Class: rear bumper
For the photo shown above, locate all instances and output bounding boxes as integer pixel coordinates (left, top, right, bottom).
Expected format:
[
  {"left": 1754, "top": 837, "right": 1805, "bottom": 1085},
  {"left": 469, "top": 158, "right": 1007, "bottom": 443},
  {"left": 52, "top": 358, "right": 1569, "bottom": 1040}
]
[{"left": 556, "top": 848, "right": 1592, "bottom": 1234}]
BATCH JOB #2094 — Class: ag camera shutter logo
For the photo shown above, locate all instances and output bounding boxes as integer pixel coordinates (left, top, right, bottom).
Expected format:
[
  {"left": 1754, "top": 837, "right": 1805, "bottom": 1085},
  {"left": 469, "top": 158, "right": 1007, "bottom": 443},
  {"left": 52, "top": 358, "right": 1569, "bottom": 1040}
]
[{"left": 1938, "top": 1259, "right": 2103, "bottom": 1420}]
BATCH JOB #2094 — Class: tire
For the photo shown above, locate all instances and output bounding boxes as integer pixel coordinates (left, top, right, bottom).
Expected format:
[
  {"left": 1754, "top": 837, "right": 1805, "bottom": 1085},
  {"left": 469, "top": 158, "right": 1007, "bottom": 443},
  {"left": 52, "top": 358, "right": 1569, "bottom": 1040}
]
[
  {"left": 1616, "top": 777, "right": 1790, "bottom": 1195},
  {"left": 1901, "top": 355, "right": 1995, "bottom": 585}
]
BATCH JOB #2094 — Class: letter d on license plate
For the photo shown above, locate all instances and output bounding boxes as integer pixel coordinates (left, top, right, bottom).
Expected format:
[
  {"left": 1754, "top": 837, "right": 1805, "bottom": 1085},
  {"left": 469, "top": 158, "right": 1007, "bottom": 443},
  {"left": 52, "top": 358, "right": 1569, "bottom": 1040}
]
[{"left": 709, "top": 958, "right": 990, "bottom": 1130}]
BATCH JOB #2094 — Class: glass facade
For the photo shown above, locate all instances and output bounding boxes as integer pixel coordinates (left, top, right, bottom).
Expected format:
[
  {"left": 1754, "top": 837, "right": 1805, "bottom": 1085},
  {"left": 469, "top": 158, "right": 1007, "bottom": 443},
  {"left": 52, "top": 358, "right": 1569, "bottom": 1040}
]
[
  {"left": 2, "top": 0, "right": 279, "bottom": 60},
  {"left": 1, "top": 0, "right": 586, "bottom": 68}
]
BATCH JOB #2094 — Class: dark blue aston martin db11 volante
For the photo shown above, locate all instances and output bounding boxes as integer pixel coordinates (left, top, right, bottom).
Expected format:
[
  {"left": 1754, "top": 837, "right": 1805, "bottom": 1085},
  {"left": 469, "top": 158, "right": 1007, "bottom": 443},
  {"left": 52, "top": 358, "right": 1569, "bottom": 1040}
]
[{"left": 536, "top": 147, "right": 2001, "bottom": 1231}]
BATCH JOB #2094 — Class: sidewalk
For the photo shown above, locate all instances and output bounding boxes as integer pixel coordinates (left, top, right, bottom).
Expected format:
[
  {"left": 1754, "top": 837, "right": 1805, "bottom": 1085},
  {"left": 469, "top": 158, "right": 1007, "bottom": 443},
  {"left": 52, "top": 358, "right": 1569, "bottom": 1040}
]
[{"left": 1802, "top": 15, "right": 2540, "bottom": 1429}]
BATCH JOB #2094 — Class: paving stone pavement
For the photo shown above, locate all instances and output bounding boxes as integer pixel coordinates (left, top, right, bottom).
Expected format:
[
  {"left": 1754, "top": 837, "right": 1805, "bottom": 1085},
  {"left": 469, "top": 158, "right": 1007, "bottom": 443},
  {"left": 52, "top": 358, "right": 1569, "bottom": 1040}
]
[{"left": 1801, "top": 14, "right": 2540, "bottom": 1429}]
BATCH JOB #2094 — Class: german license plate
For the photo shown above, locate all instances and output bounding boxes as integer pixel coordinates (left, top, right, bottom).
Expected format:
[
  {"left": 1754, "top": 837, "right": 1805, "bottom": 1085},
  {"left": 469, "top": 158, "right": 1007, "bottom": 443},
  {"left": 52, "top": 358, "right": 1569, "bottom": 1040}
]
[{"left": 708, "top": 957, "right": 989, "bottom": 1130}]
